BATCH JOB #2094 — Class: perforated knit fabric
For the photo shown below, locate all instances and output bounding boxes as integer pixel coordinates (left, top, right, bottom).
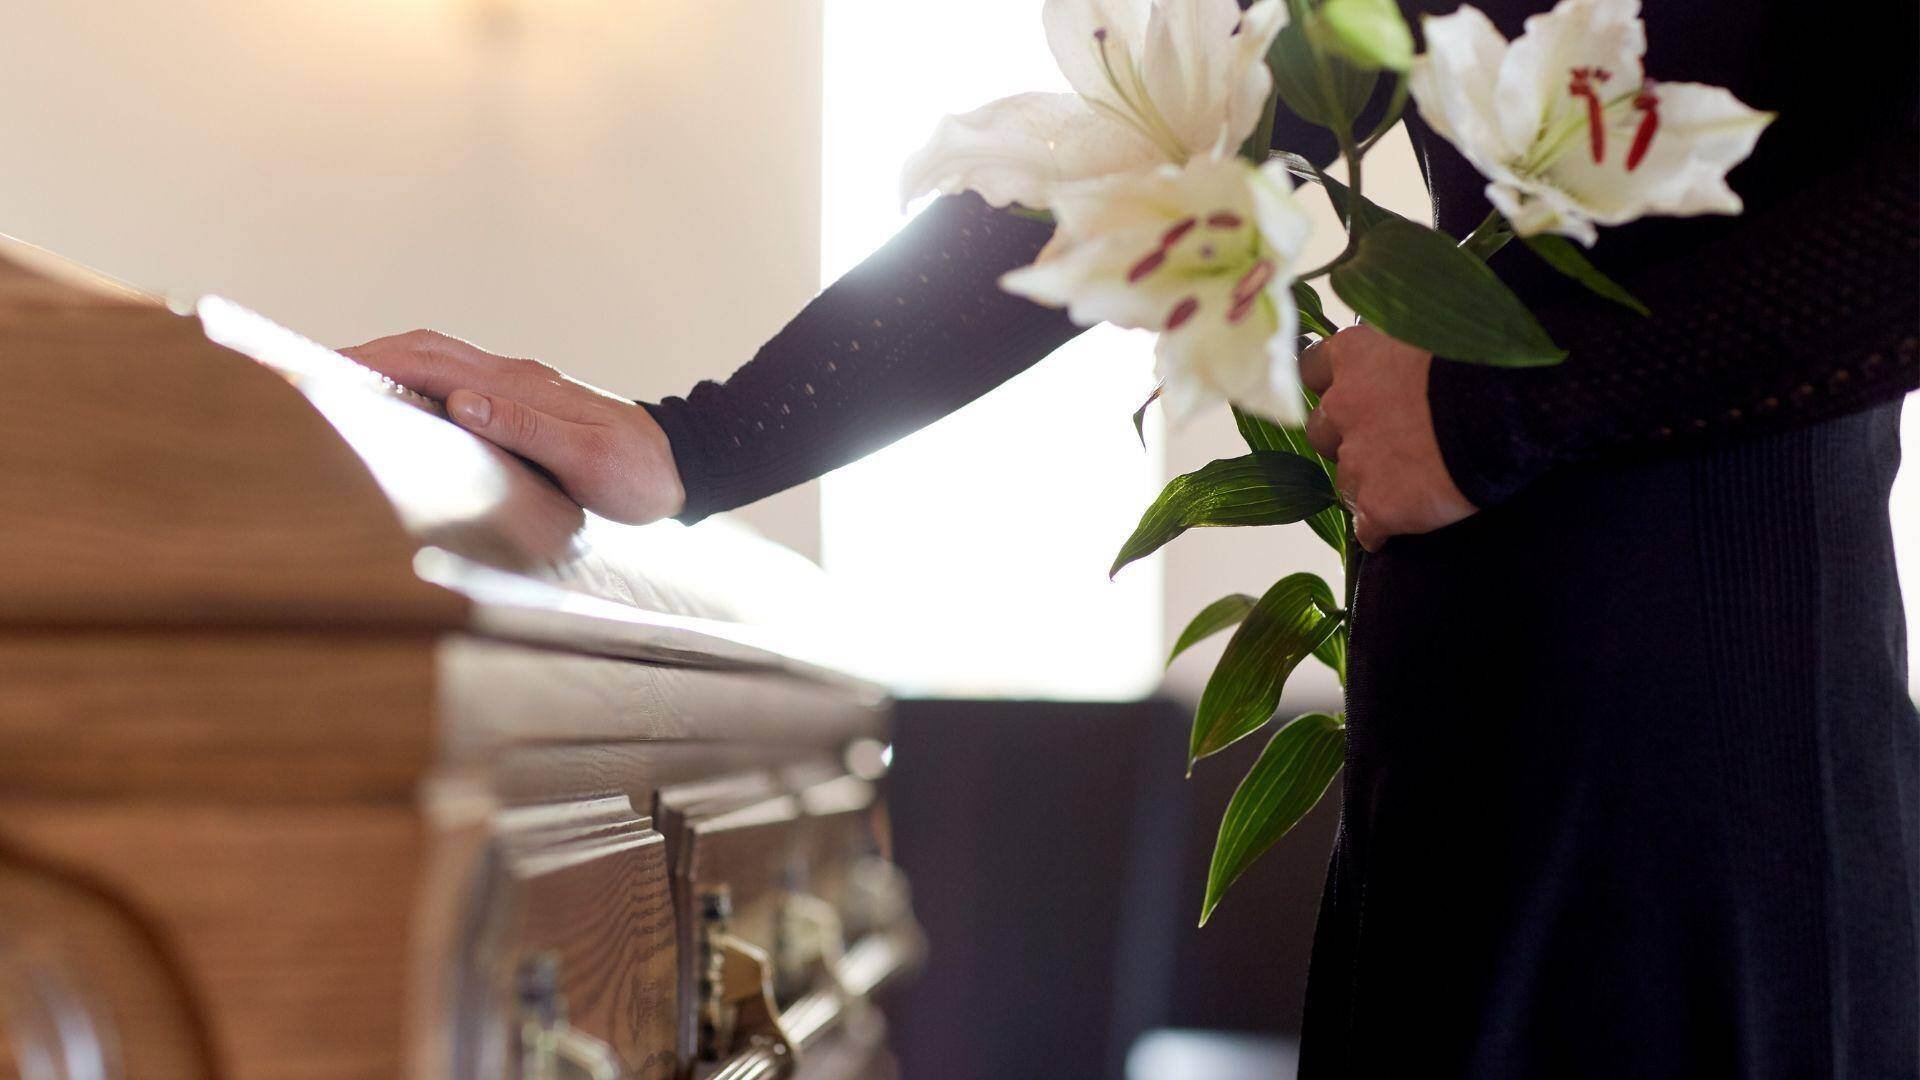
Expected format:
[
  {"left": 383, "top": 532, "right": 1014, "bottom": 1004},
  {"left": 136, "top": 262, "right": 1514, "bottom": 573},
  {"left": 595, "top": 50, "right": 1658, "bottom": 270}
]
[
  {"left": 1428, "top": 128, "right": 1920, "bottom": 509},
  {"left": 642, "top": 194, "right": 1074, "bottom": 523}
]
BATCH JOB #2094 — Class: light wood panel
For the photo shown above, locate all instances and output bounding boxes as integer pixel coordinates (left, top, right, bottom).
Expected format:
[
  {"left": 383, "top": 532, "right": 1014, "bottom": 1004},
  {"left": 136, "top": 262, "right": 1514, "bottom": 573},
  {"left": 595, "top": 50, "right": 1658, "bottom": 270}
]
[
  {"left": 0, "top": 632, "right": 438, "bottom": 801},
  {"left": 0, "top": 247, "right": 461, "bottom": 629},
  {"left": 0, "top": 802, "right": 423, "bottom": 1079}
]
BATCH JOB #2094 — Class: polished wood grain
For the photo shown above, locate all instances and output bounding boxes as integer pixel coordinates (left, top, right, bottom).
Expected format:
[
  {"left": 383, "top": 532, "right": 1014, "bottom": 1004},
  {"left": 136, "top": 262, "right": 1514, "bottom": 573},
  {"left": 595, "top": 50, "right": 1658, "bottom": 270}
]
[
  {"left": 0, "top": 850, "right": 211, "bottom": 1080},
  {"left": 495, "top": 797, "right": 680, "bottom": 1077},
  {"left": 0, "top": 632, "right": 438, "bottom": 801},
  {"left": 0, "top": 800, "right": 423, "bottom": 1079},
  {"left": 0, "top": 250, "right": 462, "bottom": 631}
]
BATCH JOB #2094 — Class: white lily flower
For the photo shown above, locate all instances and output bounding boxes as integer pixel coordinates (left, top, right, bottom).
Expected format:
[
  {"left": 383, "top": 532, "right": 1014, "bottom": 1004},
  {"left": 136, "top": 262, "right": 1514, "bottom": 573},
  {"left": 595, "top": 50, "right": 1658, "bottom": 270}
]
[
  {"left": 1001, "top": 152, "right": 1315, "bottom": 425},
  {"left": 1409, "top": 0, "right": 1774, "bottom": 245},
  {"left": 899, "top": 0, "right": 1288, "bottom": 212}
]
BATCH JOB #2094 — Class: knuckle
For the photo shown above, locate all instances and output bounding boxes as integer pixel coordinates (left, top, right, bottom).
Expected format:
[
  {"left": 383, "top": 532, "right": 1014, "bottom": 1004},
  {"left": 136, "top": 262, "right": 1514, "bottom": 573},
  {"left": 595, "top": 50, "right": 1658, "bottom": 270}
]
[{"left": 503, "top": 402, "right": 542, "bottom": 444}]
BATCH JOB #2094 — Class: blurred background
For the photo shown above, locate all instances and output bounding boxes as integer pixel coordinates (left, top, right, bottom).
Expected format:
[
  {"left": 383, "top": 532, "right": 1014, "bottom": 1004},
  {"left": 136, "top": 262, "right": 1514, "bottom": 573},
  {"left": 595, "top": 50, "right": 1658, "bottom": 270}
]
[{"left": 3, "top": 1, "right": 1914, "bottom": 1075}]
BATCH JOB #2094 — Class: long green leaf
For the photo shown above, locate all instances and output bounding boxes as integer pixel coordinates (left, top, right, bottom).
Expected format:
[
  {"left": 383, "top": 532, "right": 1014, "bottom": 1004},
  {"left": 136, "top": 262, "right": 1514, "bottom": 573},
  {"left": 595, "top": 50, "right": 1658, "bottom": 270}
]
[
  {"left": 1292, "top": 281, "right": 1337, "bottom": 339},
  {"left": 1168, "top": 593, "right": 1259, "bottom": 667},
  {"left": 1200, "top": 711, "right": 1346, "bottom": 924},
  {"left": 1522, "top": 234, "right": 1651, "bottom": 316},
  {"left": 1314, "top": 624, "right": 1347, "bottom": 685},
  {"left": 1274, "top": 153, "right": 1400, "bottom": 233},
  {"left": 1269, "top": 20, "right": 1377, "bottom": 132},
  {"left": 1191, "top": 574, "right": 1340, "bottom": 766},
  {"left": 1111, "top": 453, "right": 1336, "bottom": 578},
  {"left": 1331, "top": 218, "right": 1566, "bottom": 366},
  {"left": 1231, "top": 406, "right": 1345, "bottom": 555}
]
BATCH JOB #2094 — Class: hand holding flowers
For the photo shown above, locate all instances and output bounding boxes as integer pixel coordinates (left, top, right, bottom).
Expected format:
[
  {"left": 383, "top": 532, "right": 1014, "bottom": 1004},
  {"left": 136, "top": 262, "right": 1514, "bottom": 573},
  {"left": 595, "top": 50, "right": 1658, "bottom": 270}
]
[{"left": 903, "top": 0, "right": 1773, "bottom": 923}]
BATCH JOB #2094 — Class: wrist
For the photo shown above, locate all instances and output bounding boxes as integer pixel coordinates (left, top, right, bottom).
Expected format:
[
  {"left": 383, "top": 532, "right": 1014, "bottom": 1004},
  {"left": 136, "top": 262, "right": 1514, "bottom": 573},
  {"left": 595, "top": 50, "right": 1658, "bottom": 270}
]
[
  {"left": 632, "top": 401, "right": 687, "bottom": 521},
  {"left": 1425, "top": 357, "right": 1541, "bottom": 510}
]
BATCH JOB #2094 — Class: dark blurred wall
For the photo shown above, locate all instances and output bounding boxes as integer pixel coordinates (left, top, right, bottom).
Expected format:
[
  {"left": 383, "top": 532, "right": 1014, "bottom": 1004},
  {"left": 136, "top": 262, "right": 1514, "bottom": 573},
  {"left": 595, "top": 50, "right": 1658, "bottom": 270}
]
[{"left": 885, "top": 698, "right": 1340, "bottom": 1079}]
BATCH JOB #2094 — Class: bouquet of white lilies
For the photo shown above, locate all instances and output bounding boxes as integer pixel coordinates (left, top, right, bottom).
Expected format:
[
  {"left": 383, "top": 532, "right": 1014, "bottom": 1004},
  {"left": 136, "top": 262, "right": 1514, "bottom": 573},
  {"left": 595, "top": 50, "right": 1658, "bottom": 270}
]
[{"left": 902, "top": 0, "right": 1772, "bottom": 922}]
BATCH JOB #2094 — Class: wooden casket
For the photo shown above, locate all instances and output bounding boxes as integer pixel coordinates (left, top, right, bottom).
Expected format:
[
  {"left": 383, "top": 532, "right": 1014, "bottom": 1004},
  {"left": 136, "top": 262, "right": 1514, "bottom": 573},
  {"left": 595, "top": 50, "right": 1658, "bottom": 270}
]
[{"left": 0, "top": 239, "right": 917, "bottom": 1079}]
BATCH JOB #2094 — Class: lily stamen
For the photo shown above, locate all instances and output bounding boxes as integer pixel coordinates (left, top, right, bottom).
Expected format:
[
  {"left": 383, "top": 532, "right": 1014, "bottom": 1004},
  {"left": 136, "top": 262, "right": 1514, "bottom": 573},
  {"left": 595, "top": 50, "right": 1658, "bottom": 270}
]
[
  {"left": 1090, "top": 28, "right": 1192, "bottom": 163},
  {"left": 1166, "top": 295, "right": 1200, "bottom": 330},
  {"left": 1128, "top": 248, "right": 1168, "bottom": 282},
  {"left": 1568, "top": 67, "right": 1612, "bottom": 163},
  {"left": 1627, "top": 84, "right": 1661, "bottom": 171}
]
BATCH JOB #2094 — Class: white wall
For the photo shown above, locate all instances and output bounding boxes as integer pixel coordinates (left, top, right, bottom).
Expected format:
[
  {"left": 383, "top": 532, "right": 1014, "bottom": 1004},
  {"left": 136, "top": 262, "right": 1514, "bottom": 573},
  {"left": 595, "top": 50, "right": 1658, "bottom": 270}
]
[{"left": 0, "top": 0, "right": 825, "bottom": 555}]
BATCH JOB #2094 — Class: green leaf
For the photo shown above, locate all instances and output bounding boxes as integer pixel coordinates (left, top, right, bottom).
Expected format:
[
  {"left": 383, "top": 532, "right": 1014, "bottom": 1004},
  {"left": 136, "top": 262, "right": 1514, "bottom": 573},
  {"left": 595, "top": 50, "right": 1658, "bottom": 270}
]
[
  {"left": 1191, "top": 574, "right": 1341, "bottom": 766},
  {"left": 1231, "top": 406, "right": 1345, "bottom": 555},
  {"left": 1313, "top": 623, "right": 1347, "bottom": 685},
  {"left": 1458, "top": 212, "right": 1515, "bottom": 262},
  {"left": 1522, "top": 234, "right": 1651, "bottom": 317},
  {"left": 1273, "top": 153, "right": 1399, "bottom": 233},
  {"left": 1007, "top": 205, "right": 1054, "bottom": 224},
  {"left": 1201, "top": 711, "right": 1345, "bottom": 924},
  {"left": 1132, "top": 384, "right": 1162, "bottom": 448},
  {"left": 1168, "top": 593, "right": 1259, "bottom": 667},
  {"left": 1331, "top": 218, "right": 1566, "bottom": 366},
  {"left": 1111, "top": 453, "right": 1337, "bottom": 578},
  {"left": 1317, "top": 0, "right": 1413, "bottom": 73},
  {"left": 1292, "top": 281, "right": 1337, "bottom": 339},
  {"left": 1270, "top": 20, "right": 1378, "bottom": 132}
]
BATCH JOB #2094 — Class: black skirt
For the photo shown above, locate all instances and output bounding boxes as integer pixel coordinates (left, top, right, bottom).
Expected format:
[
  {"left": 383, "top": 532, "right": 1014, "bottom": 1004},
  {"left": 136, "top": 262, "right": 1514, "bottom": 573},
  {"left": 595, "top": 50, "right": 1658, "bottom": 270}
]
[{"left": 1299, "top": 397, "right": 1919, "bottom": 1077}]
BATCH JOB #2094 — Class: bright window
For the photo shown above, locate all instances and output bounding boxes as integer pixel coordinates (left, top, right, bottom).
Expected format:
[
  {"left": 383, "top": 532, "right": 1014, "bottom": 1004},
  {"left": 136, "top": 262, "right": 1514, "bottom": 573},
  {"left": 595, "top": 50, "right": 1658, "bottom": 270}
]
[{"left": 818, "top": 0, "right": 1163, "bottom": 699}]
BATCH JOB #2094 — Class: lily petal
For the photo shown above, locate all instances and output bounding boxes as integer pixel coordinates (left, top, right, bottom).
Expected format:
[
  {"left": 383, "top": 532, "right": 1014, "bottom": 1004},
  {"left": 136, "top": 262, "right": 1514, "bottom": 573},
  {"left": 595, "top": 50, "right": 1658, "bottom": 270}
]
[
  {"left": 1410, "top": 7, "right": 1512, "bottom": 167},
  {"left": 1495, "top": 0, "right": 1645, "bottom": 159},
  {"left": 899, "top": 91, "right": 1160, "bottom": 210},
  {"left": 1549, "top": 81, "right": 1773, "bottom": 226},
  {"left": 1153, "top": 281, "right": 1304, "bottom": 427},
  {"left": 1044, "top": 0, "right": 1152, "bottom": 109},
  {"left": 1142, "top": 0, "right": 1289, "bottom": 154},
  {"left": 1487, "top": 178, "right": 1599, "bottom": 245},
  {"left": 1249, "top": 158, "right": 1314, "bottom": 267}
]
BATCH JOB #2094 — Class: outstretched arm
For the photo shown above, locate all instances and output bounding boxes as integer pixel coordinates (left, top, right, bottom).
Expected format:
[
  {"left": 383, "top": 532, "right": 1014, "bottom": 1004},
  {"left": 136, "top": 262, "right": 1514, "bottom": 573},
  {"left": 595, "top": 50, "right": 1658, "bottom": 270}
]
[
  {"left": 643, "top": 192, "right": 1080, "bottom": 522},
  {"left": 344, "top": 192, "right": 1080, "bottom": 525}
]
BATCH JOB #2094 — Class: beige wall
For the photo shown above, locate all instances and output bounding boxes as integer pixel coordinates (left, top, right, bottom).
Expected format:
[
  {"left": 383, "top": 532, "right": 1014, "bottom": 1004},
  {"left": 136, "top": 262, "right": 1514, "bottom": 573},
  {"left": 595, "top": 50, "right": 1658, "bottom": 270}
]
[{"left": 0, "top": 0, "right": 824, "bottom": 554}]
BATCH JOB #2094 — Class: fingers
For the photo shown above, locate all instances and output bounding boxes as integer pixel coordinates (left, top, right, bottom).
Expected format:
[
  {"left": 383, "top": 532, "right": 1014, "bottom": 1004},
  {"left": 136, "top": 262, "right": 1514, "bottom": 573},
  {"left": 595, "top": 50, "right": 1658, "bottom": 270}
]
[
  {"left": 1353, "top": 509, "right": 1387, "bottom": 552},
  {"left": 342, "top": 330, "right": 564, "bottom": 410},
  {"left": 340, "top": 330, "right": 480, "bottom": 398},
  {"left": 446, "top": 389, "right": 595, "bottom": 479},
  {"left": 1299, "top": 339, "right": 1333, "bottom": 395},
  {"left": 1305, "top": 406, "right": 1341, "bottom": 460}
]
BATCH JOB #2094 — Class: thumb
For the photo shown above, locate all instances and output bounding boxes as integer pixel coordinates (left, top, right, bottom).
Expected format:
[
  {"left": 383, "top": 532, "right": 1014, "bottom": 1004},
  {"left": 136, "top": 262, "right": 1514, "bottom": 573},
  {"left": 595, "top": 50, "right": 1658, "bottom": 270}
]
[
  {"left": 446, "top": 389, "right": 586, "bottom": 474},
  {"left": 1353, "top": 509, "right": 1386, "bottom": 553}
]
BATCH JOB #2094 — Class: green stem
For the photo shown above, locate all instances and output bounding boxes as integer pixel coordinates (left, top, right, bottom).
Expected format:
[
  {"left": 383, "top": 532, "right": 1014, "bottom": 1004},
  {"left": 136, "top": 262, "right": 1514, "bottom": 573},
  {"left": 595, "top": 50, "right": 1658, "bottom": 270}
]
[
  {"left": 1355, "top": 75, "right": 1409, "bottom": 158},
  {"left": 1291, "top": 17, "right": 1374, "bottom": 291},
  {"left": 1459, "top": 209, "right": 1514, "bottom": 262}
]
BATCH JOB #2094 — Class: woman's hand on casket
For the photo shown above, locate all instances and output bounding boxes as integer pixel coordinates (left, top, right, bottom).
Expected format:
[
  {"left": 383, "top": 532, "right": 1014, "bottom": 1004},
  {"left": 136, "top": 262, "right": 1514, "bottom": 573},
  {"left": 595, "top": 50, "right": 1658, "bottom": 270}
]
[{"left": 342, "top": 329, "right": 685, "bottom": 524}]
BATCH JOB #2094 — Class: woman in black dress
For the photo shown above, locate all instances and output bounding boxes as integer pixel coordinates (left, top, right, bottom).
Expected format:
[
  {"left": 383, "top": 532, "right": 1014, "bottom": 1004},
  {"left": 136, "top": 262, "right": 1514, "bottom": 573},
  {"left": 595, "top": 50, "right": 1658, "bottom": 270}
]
[{"left": 348, "top": 0, "right": 1919, "bottom": 1073}]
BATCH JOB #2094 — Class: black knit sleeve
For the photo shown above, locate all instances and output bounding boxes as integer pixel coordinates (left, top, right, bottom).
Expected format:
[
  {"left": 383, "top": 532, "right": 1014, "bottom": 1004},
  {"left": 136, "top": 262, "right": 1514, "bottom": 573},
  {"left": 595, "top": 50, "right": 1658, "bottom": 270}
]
[
  {"left": 1427, "top": 128, "right": 1919, "bottom": 509},
  {"left": 642, "top": 192, "right": 1082, "bottom": 523}
]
